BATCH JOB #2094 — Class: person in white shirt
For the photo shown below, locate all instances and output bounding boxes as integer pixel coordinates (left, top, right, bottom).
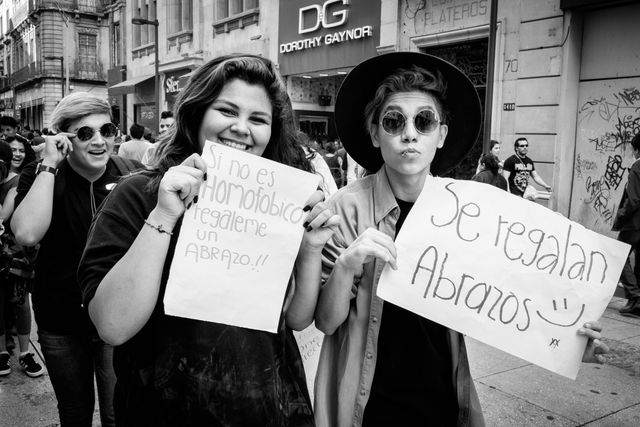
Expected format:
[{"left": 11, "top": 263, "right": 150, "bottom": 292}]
[
  {"left": 141, "top": 111, "right": 175, "bottom": 166},
  {"left": 118, "top": 123, "right": 151, "bottom": 163}
]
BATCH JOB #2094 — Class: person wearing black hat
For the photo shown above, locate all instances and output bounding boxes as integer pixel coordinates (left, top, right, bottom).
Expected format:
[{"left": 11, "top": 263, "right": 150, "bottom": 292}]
[{"left": 313, "top": 52, "right": 608, "bottom": 427}]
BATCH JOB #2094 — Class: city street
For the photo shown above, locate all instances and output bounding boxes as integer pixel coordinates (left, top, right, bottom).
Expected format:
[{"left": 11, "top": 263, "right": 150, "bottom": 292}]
[{"left": 1, "top": 295, "right": 639, "bottom": 426}]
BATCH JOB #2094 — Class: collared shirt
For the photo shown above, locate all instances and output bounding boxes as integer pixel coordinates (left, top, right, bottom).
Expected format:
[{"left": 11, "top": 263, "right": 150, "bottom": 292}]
[{"left": 314, "top": 167, "right": 485, "bottom": 427}]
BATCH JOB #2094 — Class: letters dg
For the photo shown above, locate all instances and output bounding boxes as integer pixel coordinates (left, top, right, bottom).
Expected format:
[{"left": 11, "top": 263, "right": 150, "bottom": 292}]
[{"left": 299, "top": 0, "right": 349, "bottom": 34}]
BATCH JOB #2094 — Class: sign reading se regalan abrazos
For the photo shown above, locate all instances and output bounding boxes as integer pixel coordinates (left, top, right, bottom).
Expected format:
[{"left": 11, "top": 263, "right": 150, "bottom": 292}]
[
  {"left": 377, "top": 176, "right": 629, "bottom": 379},
  {"left": 164, "top": 141, "right": 321, "bottom": 333}
]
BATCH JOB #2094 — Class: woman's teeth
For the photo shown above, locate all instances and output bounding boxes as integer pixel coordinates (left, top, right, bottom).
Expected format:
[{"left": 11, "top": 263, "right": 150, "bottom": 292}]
[{"left": 220, "top": 139, "right": 248, "bottom": 150}]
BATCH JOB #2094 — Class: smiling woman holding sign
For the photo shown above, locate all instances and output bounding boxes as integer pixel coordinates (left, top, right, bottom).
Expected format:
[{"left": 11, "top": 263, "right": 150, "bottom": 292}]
[
  {"left": 313, "top": 52, "right": 608, "bottom": 427},
  {"left": 77, "top": 55, "right": 338, "bottom": 426}
]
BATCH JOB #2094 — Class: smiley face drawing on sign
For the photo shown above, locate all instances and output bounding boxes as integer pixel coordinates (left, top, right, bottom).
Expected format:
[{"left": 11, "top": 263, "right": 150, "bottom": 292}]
[{"left": 536, "top": 298, "right": 585, "bottom": 327}]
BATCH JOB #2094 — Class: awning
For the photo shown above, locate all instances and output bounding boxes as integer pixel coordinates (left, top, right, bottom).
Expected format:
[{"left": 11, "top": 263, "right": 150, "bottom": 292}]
[
  {"left": 178, "top": 71, "right": 193, "bottom": 83},
  {"left": 108, "top": 74, "right": 154, "bottom": 96}
]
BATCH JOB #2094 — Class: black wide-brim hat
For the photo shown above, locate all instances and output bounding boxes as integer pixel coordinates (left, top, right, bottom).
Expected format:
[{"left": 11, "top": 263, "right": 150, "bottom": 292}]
[{"left": 335, "top": 51, "right": 482, "bottom": 176}]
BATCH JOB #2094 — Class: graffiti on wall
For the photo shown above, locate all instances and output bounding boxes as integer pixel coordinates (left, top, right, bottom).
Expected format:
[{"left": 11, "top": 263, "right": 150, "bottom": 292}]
[
  {"left": 578, "top": 87, "right": 640, "bottom": 153},
  {"left": 570, "top": 79, "right": 640, "bottom": 236},
  {"left": 582, "top": 155, "right": 626, "bottom": 225}
]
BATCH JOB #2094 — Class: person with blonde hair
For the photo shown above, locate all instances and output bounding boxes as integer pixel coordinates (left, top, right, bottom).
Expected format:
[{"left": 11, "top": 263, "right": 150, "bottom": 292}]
[{"left": 11, "top": 91, "right": 141, "bottom": 426}]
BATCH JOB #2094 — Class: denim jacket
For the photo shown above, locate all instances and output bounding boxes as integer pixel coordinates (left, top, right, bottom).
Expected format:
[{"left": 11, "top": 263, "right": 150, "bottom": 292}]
[{"left": 314, "top": 167, "right": 485, "bottom": 427}]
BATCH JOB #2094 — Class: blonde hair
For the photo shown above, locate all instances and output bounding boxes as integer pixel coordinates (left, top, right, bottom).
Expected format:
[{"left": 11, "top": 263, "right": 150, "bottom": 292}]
[{"left": 49, "top": 92, "right": 112, "bottom": 132}]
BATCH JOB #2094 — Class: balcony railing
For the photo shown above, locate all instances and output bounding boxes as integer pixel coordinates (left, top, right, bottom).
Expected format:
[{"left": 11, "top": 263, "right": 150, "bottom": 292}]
[
  {"left": 73, "top": 58, "right": 105, "bottom": 80},
  {"left": 12, "top": 59, "right": 106, "bottom": 86},
  {"left": 12, "top": 62, "right": 39, "bottom": 85},
  {"left": 30, "top": 0, "right": 106, "bottom": 14}
]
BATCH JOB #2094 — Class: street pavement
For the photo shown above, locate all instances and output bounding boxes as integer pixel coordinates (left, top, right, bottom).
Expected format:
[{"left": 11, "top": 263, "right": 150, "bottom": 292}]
[{"left": 1, "top": 296, "right": 639, "bottom": 426}]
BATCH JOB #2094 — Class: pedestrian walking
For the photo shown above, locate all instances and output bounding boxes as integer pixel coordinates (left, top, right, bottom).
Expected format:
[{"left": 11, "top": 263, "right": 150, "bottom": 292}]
[
  {"left": 313, "top": 51, "right": 608, "bottom": 427},
  {"left": 11, "top": 92, "right": 141, "bottom": 426},
  {"left": 612, "top": 132, "right": 640, "bottom": 317},
  {"left": 475, "top": 139, "right": 502, "bottom": 175},
  {"left": 0, "top": 136, "right": 43, "bottom": 378},
  {"left": 141, "top": 110, "right": 175, "bottom": 166},
  {"left": 472, "top": 153, "right": 508, "bottom": 190},
  {"left": 503, "top": 137, "right": 552, "bottom": 197},
  {"left": 118, "top": 123, "right": 151, "bottom": 163},
  {"left": 78, "top": 54, "right": 338, "bottom": 426}
]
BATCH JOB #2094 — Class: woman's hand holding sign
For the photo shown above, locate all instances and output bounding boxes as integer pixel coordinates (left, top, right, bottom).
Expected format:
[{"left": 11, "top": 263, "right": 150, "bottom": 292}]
[
  {"left": 300, "top": 189, "right": 340, "bottom": 251},
  {"left": 287, "top": 189, "right": 340, "bottom": 331},
  {"left": 156, "top": 154, "right": 208, "bottom": 224}
]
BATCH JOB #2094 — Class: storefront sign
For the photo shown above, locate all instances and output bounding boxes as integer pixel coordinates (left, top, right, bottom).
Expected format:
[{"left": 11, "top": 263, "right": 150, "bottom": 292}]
[
  {"left": 135, "top": 104, "right": 156, "bottom": 133},
  {"left": 164, "top": 69, "right": 190, "bottom": 106},
  {"left": 405, "top": 0, "right": 490, "bottom": 34},
  {"left": 278, "top": 0, "right": 380, "bottom": 75}
]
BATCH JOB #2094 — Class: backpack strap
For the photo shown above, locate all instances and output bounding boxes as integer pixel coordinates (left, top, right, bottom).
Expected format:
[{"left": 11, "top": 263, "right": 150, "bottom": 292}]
[{"left": 110, "top": 155, "right": 142, "bottom": 177}]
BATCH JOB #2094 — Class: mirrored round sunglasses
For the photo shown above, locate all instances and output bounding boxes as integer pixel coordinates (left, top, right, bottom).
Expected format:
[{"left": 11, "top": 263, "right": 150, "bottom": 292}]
[
  {"left": 73, "top": 122, "right": 118, "bottom": 142},
  {"left": 380, "top": 109, "right": 442, "bottom": 136}
]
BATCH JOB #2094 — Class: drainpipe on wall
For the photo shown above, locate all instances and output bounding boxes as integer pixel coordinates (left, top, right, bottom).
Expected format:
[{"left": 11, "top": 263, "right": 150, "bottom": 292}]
[{"left": 483, "top": 0, "right": 499, "bottom": 149}]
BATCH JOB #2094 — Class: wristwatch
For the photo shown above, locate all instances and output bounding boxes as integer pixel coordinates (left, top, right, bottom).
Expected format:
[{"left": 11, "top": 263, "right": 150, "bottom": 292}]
[{"left": 36, "top": 163, "right": 58, "bottom": 176}]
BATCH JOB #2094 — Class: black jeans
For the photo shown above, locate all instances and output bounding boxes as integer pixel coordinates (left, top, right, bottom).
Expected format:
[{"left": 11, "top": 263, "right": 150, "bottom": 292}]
[
  {"left": 617, "top": 229, "right": 640, "bottom": 300},
  {"left": 38, "top": 328, "right": 116, "bottom": 427}
]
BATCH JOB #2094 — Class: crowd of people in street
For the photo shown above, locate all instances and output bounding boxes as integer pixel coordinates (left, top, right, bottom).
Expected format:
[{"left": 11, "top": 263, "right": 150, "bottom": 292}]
[{"left": 0, "top": 51, "right": 615, "bottom": 426}]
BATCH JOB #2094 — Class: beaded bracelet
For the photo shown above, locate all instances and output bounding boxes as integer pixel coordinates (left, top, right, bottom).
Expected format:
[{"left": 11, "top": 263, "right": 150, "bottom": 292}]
[{"left": 144, "top": 219, "right": 173, "bottom": 236}]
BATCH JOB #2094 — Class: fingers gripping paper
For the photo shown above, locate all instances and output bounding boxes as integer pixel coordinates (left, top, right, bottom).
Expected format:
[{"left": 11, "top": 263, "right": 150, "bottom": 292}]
[
  {"left": 164, "top": 141, "right": 321, "bottom": 332},
  {"left": 377, "top": 176, "right": 630, "bottom": 379}
]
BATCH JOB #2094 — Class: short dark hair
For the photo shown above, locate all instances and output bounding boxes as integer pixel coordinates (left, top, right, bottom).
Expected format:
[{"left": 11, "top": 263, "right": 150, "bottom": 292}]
[
  {"left": 0, "top": 116, "right": 19, "bottom": 128},
  {"left": 364, "top": 66, "right": 449, "bottom": 136},
  {"left": 631, "top": 133, "right": 640, "bottom": 151},
  {"left": 514, "top": 137, "right": 528, "bottom": 148},
  {"left": 489, "top": 139, "right": 500, "bottom": 151},
  {"left": 160, "top": 110, "right": 174, "bottom": 119},
  {"left": 130, "top": 123, "right": 145, "bottom": 139}
]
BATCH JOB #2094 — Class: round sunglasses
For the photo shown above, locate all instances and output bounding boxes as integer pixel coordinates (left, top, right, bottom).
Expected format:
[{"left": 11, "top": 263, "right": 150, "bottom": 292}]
[
  {"left": 72, "top": 123, "right": 118, "bottom": 142},
  {"left": 380, "top": 109, "right": 442, "bottom": 136}
]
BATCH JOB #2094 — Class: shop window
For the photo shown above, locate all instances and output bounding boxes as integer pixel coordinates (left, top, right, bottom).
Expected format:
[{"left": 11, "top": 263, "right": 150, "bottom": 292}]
[
  {"left": 213, "top": 0, "right": 259, "bottom": 35},
  {"left": 299, "top": 115, "right": 328, "bottom": 140}
]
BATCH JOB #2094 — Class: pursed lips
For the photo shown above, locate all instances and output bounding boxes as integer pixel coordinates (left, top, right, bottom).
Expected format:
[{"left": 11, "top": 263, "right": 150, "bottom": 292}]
[{"left": 401, "top": 148, "right": 420, "bottom": 156}]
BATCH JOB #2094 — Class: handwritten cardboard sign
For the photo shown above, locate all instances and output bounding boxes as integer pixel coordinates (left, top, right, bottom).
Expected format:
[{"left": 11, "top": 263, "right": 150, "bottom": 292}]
[
  {"left": 293, "top": 324, "right": 324, "bottom": 403},
  {"left": 377, "top": 176, "right": 629, "bottom": 379},
  {"left": 164, "top": 141, "right": 320, "bottom": 332}
]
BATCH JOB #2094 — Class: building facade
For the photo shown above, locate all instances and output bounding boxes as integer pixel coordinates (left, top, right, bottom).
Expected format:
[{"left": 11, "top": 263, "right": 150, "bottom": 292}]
[
  {"left": 107, "top": 0, "right": 275, "bottom": 136},
  {"left": 0, "top": 0, "right": 110, "bottom": 130},
  {"left": 1, "top": 1, "right": 635, "bottom": 237},
  {"left": 274, "top": 0, "right": 640, "bottom": 236}
]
